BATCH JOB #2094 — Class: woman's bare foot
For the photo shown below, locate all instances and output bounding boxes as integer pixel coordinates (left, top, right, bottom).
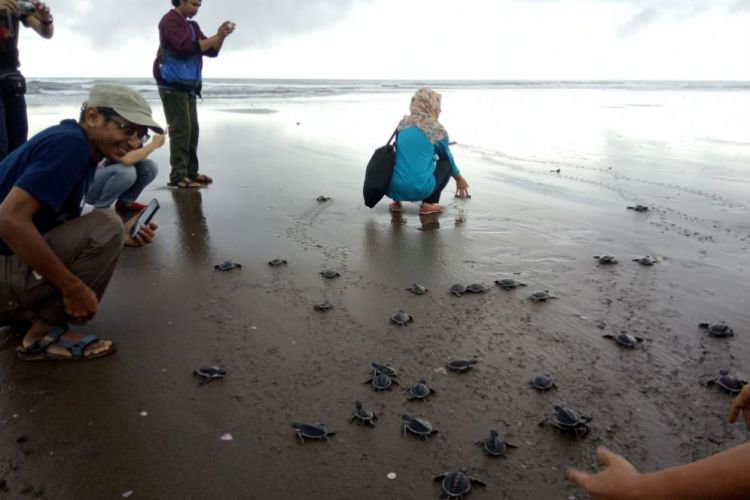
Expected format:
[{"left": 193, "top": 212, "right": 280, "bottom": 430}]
[
  {"left": 389, "top": 201, "right": 402, "bottom": 212},
  {"left": 18, "top": 319, "right": 114, "bottom": 360}
]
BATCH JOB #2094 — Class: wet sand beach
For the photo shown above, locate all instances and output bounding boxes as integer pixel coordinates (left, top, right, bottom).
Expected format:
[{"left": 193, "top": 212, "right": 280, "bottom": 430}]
[{"left": 1, "top": 82, "right": 749, "bottom": 499}]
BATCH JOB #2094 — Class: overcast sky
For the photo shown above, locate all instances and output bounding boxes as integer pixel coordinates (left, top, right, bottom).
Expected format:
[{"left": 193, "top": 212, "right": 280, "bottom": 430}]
[{"left": 17, "top": 0, "right": 750, "bottom": 80}]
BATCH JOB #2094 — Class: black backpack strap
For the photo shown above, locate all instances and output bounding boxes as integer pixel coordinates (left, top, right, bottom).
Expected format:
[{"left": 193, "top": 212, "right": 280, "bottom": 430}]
[{"left": 387, "top": 128, "right": 398, "bottom": 146}]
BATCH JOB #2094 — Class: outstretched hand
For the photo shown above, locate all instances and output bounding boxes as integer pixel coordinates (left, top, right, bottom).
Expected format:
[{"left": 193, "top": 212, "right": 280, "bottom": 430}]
[
  {"left": 730, "top": 384, "right": 750, "bottom": 430},
  {"left": 454, "top": 175, "right": 470, "bottom": 199},
  {"left": 217, "top": 20, "right": 236, "bottom": 38},
  {"left": 567, "top": 447, "right": 644, "bottom": 500}
]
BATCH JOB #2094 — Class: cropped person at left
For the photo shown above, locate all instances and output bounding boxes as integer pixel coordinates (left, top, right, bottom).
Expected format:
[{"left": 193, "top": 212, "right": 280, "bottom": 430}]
[{"left": 0, "top": 0, "right": 54, "bottom": 160}]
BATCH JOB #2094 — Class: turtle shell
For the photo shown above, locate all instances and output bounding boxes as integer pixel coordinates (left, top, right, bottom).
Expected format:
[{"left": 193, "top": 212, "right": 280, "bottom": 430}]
[
  {"left": 633, "top": 256, "right": 656, "bottom": 266},
  {"left": 449, "top": 284, "right": 468, "bottom": 296},
  {"left": 316, "top": 195, "right": 331, "bottom": 202},
  {"left": 193, "top": 366, "right": 226, "bottom": 383},
  {"left": 320, "top": 270, "right": 341, "bottom": 279},
  {"left": 350, "top": 401, "right": 377, "bottom": 424},
  {"left": 447, "top": 359, "right": 478, "bottom": 372},
  {"left": 268, "top": 258, "right": 287, "bottom": 267},
  {"left": 553, "top": 405, "right": 588, "bottom": 428},
  {"left": 700, "top": 322, "right": 734, "bottom": 338},
  {"left": 214, "top": 260, "right": 241, "bottom": 272},
  {"left": 482, "top": 431, "right": 511, "bottom": 456},
  {"left": 713, "top": 370, "right": 747, "bottom": 394},
  {"left": 529, "top": 290, "right": 552, "bottom": 302},
  {"left": 495, "top": 278, "right": 526, "bottom": 289},
  {"left": 407, "top": 380, "right": 432, "bottom": 400},
  {"left": 407, "top": 283, "right": 428, "bottom": 295},
  {"left": 441, "top": 471, "right": 471, "bottom": 496},
  {"left": 402, "top": 415, "right": 434, "bottom": 436},
  {"left": 604, "top": 334, "right": 643, "bottom": 347},
  {"left": 530, "top": 374, "right": 556, "bottom": 391},
  {"left": 594, "top": 255, "right": 618, "bottom": 264},
  {"left": 313, "top": 300, "right": 334, "bottom": 311},
  {"left": 369, "top": 372, "right": 395, "bottom": 390},
  {"left": 628, "top": 204, "right": 650, "bottom": 212},
  {"left": 466, "top": 283, "right": 490, "bottom": 294},
  {"left": 390, "top": 310, "right": 413, "bottom": 326}
]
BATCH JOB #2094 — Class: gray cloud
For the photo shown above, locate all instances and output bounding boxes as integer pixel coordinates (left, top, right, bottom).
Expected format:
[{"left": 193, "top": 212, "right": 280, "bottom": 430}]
[
  {"left": 617, "top": 7, "right": 657, "bottom": 38},
  {"left": 62, "top": 0, "right": 366, "bottom": 48},
  {"left": 732, "top": 0, "right": 750, "bottom": 12}
]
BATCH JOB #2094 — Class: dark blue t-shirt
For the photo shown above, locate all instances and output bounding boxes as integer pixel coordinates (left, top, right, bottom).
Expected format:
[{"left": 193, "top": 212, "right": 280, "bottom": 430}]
[{"left": 0, "top": 119, "right": 96, "bottom": 255}]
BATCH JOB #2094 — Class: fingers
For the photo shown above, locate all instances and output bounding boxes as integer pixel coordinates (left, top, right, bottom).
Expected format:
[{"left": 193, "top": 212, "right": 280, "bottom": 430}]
[
  {"left": 596, "top": 446, "right": 620, "bottom": 466},
  {"left": 566, "top": 467, "right": 591, "bottom": 489},
  {"left": 744, "top": 410, "right": 750, "bottom": 431},
  {"left": 729, "top": 402, "right": 740, "bottom": 423}
]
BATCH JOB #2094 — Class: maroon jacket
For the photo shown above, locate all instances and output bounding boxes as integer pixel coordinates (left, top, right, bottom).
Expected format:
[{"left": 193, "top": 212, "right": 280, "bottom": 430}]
[{"left": 152, "top": 9, "right": 219, "bottom": 88}]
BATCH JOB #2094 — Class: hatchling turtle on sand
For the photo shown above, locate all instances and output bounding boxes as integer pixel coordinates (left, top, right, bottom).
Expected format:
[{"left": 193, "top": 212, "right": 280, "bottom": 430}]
[
  {"left": 594, "top": 255, "right": 618, "bottom": 264},
  {"left": 540, "top": 404, "right": 592, "bottom": 437},
  {"left": 406, "top": 283, "right": 429, "bottom": 295},
  {"left": 313, "top": 300, "right": 333, "bottom": 311},
  {"left": 406, "top": 379, "right": 436, "bottom": 401},
  {"left": 434, "top": 469, "right": 487, "bottom": 499},
  {"left": 316, "top": 195, "right": 331, "bottom": 202},
  {"left": 699, "top": 322, "right": 735, "bottom": 338},
  {"left": 529, "top": 290, "right": 557, "bottom": 302},
  {"left": 364, "top": 372, "right": 399, "bottom": 391},
  {"left": 320, "top": 270, "right": 341, "bottom": 279},
  {"left": 193, "top": 366, "right": 226, "bottom": 385},
  {"left": 268, "top": 258, "right": 287, "bottom": 267},
  {"left": 371, "top": 362, "right": 398, "bottom": 378},
  {"left": 292, "top": 422, "right": 336, "bottom": 443},
  {"left": 391, "top": 309, "right": 413, "bottom": 326},
  {"left": 476, "top": 430, "right": 517, "bottom": 457},
  {"left": 633, "top": 256, "right": 657, "bottom": 266},
  {"left": 494, "top": 278, "right": 527, "bottom": 290},
  {"left": 529, "top": 374, "right": 557, "bottom": 391},
  {"left": 214, "top": 260, "right": 242, "bottom": 272},
  {"left": 449, "top": 284, "right": 468, "bottom": 296},
  {"left": 627, "top": 204, "right": 650, "bottom": 212},
  {"left": 446, "top": 359, "right": 479, "bottom": 373},
  {"left": 349, "top": 401, "right": 377, "bottom": 426},
  {"left": 401, "top": 414, "right": 438, "bottom": 440},
  {"left": 603, "top": 333, "right": 644, "bottom": 348},
  {"left": 706, "top": 369, "right": 747, "bottom": 395},
  {"left": 466, "top": 283, "right": 490, "bottom": 294}
]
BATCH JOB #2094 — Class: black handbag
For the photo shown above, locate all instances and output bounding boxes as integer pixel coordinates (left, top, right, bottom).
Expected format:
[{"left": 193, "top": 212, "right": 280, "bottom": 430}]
[
  {"left": 362, "top": 128, "right": 398, "bottom": 208},
  {"left": 0, "top": 71, "right": 26, "bottom": 96}
]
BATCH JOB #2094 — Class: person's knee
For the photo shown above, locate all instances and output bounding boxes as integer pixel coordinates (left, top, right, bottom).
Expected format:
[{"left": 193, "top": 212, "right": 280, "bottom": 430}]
[
  {"left": 137, "top": 159, "right": 159, "bottom": 182},
  {"left": 88, "top": 209, "right": 125, "bottom": 250}
]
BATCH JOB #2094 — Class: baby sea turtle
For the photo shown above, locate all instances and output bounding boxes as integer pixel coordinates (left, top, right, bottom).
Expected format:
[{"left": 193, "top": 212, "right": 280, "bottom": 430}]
[
  {"left": 313, "top": 300, "right": 334, "bottom": 312},
  {"left": 627, "top": 204, "right": 650, "bottom": 212},
  {"left": 529, "top": 373, "right": 557, "bottom": 391},
  {"left": 406, "top": 379, "right": 436, "bottom": 401},
  {"left": 214, "top": 260, "right": 242, "bottom": 272},
  {"left": 371, "top": 362, "right": 398, "bottom": 378},
  {"left": 603, "top": 333, "right": 644, "bottom": 348},
  {"left": 699, "top": 322, "right": 735, "bottom": 338},
  {"left": 320, "top": 270, "right": 341, "bottom": 279},
  {"left": 540, "top": 404, "right": 592, "bottom": 437},
  {"left": 391, "top": 310, "right": 413, "bottom": 326},
  {"left": 466, "top": 283, "right": 490, "bottom": 294},
  {"left": 434, "top": 469, "right": 487, "bottom": 499},
  {"left": 292, "top": 422, "right": 335, "bottom": 443},
  {"left": 446, "top": 359, "right": 479, "bottom": 373},
  {"left": 316, "top": 195, "right": 331, "bottom": 202},
  {"left": 268, "top": 258, "right": 287, "bottom": 267},
  {"left": 494, "top": 278, "right": 527, "bottom": 290},
  {"left": 401, "top": 414, "right": 438, "bottom": 440},
  {"left": 406, "top": 283, "right": 429, "bottom": 295},
  {"left": 529, "top": 290, "right": 557, "bottom": 302},
  {"left": 476, "top": 430, "right": 517, "bottom": 457},
  {"left": 633, "top": 256, "right": 657, "bottom": 266},
  {"left": 193, "top": 366, "right": 226, "bottom": 385},
  {"left": 593, "top": 254, "right": 618, "bottom": 264},
  {"left": 706, "top": 369, "right": 747, "bottom": 395},
  {"left": 449, "top": 284, "right": 468, "bottom": 296},
  {"left": 349, "top": 401, "right": 377, "bottom": 426},
  {"left": 364, "top": 372, "right": 399, "bottom": 391}
]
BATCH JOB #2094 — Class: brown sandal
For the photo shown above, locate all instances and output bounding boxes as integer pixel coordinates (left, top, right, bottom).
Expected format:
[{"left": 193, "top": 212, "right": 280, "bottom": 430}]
[
  {"left": 191, "top": 173, "right": 213, "bottom": 184},
  {"left": 168, "top": 178, "right": 201, "bottom": 189}
]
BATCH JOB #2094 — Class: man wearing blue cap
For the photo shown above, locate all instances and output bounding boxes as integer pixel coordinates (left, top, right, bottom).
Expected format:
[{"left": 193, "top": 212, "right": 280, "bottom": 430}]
[{"left": 0, "top": 83, "right": 162, "bottom": 361}]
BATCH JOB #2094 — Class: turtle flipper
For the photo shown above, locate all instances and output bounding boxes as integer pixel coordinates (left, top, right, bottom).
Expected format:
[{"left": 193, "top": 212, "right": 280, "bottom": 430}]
[{"left": 470, "top": 477, "right": 488, "bottom": 487}]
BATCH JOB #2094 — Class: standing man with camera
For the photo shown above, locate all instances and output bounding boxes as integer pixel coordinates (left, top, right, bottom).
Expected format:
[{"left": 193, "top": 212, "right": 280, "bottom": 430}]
[
  {"left": 153, "top": 0, "right": 235, "bottom": 189},
  {"left": 0, "top": 0, "right": 54, "bottom": 160}
]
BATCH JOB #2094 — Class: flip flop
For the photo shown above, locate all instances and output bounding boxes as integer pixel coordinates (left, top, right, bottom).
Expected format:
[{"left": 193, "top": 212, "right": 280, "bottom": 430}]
[
  {"left": 167, "top": 178, "right": 201, "bottom": 189},
  {"left": 17, "top": 326, "right": 116, "bottom": 362},
  {"left": 191, "top": 173, "right": 213, "bottom": 184},
  {"left": 419, "top": 204, "right": 444, "bottom": 215},
  {"left": 389, "top": 202, "right": 402, "bottom": 212}
]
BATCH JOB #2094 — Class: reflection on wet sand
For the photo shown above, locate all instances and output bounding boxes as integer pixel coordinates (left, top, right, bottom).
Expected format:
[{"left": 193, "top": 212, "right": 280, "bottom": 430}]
[
  {"left": 170, "top": 189, "right": 210, "bottom": 262},
  {"left": 418, "top": 213, "right": 440, "bottom": 232}
]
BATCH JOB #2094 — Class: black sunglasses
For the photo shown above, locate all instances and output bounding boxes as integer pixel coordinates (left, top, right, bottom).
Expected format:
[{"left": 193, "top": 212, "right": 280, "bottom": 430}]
[{"left": 98, "top": 109, "right": 150, "bottom": 143}]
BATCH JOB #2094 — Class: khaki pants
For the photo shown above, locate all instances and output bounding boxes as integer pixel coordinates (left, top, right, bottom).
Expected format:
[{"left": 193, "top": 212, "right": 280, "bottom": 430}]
[{"left": 0, "top": 209, "right": 124, "bottom": 325}]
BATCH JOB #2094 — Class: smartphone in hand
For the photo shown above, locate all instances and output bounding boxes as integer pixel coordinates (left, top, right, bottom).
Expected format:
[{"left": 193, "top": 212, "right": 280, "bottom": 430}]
[{"left": 130, "top": 199, "right": 159, "bottom": 239}]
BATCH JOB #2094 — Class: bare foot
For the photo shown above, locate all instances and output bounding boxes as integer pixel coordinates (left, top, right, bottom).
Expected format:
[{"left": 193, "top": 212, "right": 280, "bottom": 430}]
[
  {"left": 18, "top": 320, "right": 113, "bottom": 360},
  {"left": 389, "top": 201, "right": 402, "bottom": 212},
  {"left": 419, "top": 203, "right": 444, "bottom": 215}
]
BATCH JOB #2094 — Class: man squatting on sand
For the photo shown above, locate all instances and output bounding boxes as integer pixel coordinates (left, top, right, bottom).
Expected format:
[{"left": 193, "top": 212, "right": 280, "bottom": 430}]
[{"left": 0, "top": 84, "right": 161, "bottom": 361}]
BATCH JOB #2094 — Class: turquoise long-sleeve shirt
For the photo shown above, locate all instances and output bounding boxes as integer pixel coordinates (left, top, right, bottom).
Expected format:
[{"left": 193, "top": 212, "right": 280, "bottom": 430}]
[{"left": 386, "top": 126, "right": 460, "bottom": 202}]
